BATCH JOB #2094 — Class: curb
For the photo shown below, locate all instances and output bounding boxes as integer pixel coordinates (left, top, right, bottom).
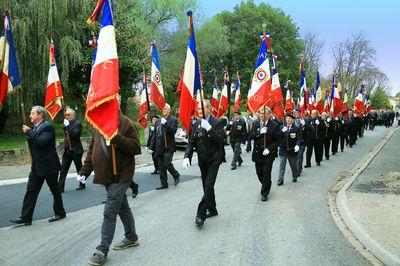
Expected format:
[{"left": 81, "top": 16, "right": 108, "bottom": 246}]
[{"left": 328, "top": 127, "right": 400, "bottom": 266}]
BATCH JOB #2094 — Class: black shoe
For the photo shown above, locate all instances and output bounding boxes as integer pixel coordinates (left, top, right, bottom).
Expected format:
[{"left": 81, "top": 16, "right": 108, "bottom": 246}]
[
  {"left": 156, "top": 185, "right": 168, "bottom": 190},
  {"left": 261, "top": 195, "right": 268, "bottom": 201},
  {"left": 304, "top": 164, "right": 311, "bottom": 168},
  {"left": 48, "top": 214, "right": 66, "bottom": 223},
  {"left": 317, "top": 162, "right": 321, "bottom": 166},
  {"left": 150, "top": 170, "right": 158, "bottom": 175},
  {"left": 277, "top": 180, "right": 284, "bottom": 186},
  {"left": 174, "top": 174, "right": 180, "bottom": 186},
  {"left": 325, "top": 157, "right": 329, "bottom": 160},
  {"left": 10, "top": 218, "right": 31, "bottom": 226},
  {"left": 332, "top": 152, "right": 336, "bottom": 155},
  {"left": 76, "top": 184, "right": 86, "bottom": 191},
  {"left": 102, "top": 199, "right": 106, "bottom": 204},
  {"left": 195, "top": 216, "right": 204, "bottom": 228},
  {"left": 59, "top": 187, "right": 65, "bottom": 193},
  {"left": 341, "top": 149, "right": 344, "bottom": 152},
  {"left": 231, "top": 165, "right": 237, "bottom": 170},
  {"left": 293, "top": 178, "right": 297, "bottom": 183},
  {"left": 206, "top": 211, "right": 218, "bottom": 218},
  {"left": 131, "top": 185, "right": 138, "bottom": 198},
  {"left": 238, "top": 161, "right": 242, "bottom": 167}
]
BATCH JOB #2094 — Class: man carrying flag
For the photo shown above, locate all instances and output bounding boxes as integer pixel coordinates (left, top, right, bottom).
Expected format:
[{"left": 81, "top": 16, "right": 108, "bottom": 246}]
[
  {"left": 45, "top": 41, "right": 63, "bottom": 119},
  {"left": 181, "top": 11, "right": 226, "bottom": 229},
  {"left": 0, "top": 11, "right": 21, "bottom": 111},
  {"left": 79, "top": 2, "right": 142, "bottom": 265},
  {"left": 150, "top": 40, "right": 165, "bottom": 111}
]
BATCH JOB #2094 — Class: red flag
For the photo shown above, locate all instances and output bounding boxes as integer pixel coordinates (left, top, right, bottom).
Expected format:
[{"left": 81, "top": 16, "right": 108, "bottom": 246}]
[
  {"left": 138, "top": 74, "right": 148, "bottom": 128},
  {"left": 45, "top": 42, "right": 63, "bottom": 119},
  {"left": 353, "top": 87, "right": 366, "bottom": 117},
  {"left": 150, "top": 40, "right": 165, "bottom": 111},
  {"left": 342, "top": 89, "right": 349, "bottom": 118},
  {"left": 85, "top": 0, "right": 119, "bottom": 143},
  {"left": 273, "top": 103, "right": 284, "bottom": 120},
  {"left": 284, "top": 89, "right": 294, "bottom": 115},
  {"left": 270, "top": 68, "right": 283, "bottom": 107},
  {"left": 211, "top": 76, "right": 219, "bottom": 116}
]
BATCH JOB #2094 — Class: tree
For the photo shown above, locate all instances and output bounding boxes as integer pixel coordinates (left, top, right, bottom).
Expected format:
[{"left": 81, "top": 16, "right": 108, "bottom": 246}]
[
  {"left": 301, "top": 30, "right": 324, "bottom": 85},
  {"left": 371, "top": 87, "right": 391, "bottom": 110}
]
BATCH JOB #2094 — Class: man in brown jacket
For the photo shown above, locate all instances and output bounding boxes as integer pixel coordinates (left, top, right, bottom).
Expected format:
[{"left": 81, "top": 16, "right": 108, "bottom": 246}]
[{"left": 78, "top": 111, "right": 141, "bottom": 266}]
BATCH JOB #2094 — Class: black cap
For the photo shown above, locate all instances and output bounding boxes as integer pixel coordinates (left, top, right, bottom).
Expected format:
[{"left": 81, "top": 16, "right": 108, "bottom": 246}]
[
  {"left": 286, "top": 114, "right": 295, "bottom": 119},
  {"left": 234, "top": 110, "right": 241, "bottom": 115},
  {"left": 152, "top": 115, "right": 159, "bottom": 119}
]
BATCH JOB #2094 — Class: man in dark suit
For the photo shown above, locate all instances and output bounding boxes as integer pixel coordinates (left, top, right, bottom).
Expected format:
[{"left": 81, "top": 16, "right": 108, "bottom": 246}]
[
  {"left": 277, "top": 114, "right": 301, "bottom": 185},
  {"left": 249, "top": 106, "right": 280, "bottom": 201},
  {"left": 10, "top": 106, "right": 66, "bottom": 226},
  {"left": 149, "top": 103, "right": 180, "bottom": 189},
  {"left": 305, "top": 110, "right": 325, "bottom": 167},
  {"left": 226, "top": 110, "right": 247, "bottom": 170},
  {"left": 58, "top": 107, "right": 84, "bottom": 192},
  {"left": 321, "top": 112, "right": 334, "bottom": 160},
  {"left": 147, "top": 115, "right": 159, "bottom": 175},
  {"left": 182, "top": 100, "right": 226, "bottom": 228},
  {"left": 348, "top": 110, "right": 357, "bottom": 148}
]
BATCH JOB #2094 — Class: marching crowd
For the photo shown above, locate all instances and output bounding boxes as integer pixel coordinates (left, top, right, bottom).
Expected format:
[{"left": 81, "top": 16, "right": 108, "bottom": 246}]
[{"left": 7, "top": 99, "right": 395, "bottom": 265}]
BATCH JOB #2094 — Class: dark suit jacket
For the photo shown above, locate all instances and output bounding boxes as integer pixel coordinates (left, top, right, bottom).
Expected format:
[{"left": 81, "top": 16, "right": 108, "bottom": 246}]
[
  {"left": 63, "top": 119, "right": 83, "bottom": 156},
  {"left": 249, "top": 119, "right": 280, "bottom": 163},
  {"left": 278, "top": 125, "right": 301, "bottom": 156},
  {"left": 150, "top": 115, "right": 178, "bottom": 156},
  {"left": 26, "top": 120, "right": 61, "bottom": 177},
  {"left": 184, "top": 115, "right": 226, "bottom": 164}
]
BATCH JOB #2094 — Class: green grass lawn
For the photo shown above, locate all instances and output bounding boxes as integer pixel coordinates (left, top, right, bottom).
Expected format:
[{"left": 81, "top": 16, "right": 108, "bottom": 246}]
[{"left": 0, "top": 124, "right": 146, "bottom": 151}]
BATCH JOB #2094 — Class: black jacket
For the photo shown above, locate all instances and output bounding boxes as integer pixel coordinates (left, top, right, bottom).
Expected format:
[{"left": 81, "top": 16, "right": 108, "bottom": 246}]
[
  {"left": 249, "top": 119, "right": 280, "bottom": 163},
  {"left": 226, "top": 118, "right": 247, "bottom": 143},
  {"left": 150, "top": 115, "right": 178, "bottom": 155},
  {"left": 184, "top": 115, "right": 226, "bottom": 164},
  {"left": 63, "top": 119, "right": 83, "bottom": 156},
  {"left": 26, "top": 120, "right": 61, "bottom": 176},
  {"left": 322, "top": 119, "right": 334, "bottom": 140},
  {"left": 306, "top": 118, "right": 325, "bottom": 142},
  {"left": 146, "top": 124, "right": 156, "bottom": 148},
  {"left": 278, "top": 124, "right": 301, "bottom": 156}
]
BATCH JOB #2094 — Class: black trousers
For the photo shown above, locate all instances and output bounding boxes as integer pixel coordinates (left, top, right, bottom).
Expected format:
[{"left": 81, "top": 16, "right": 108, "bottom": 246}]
[
  {"left": 21, "top": 172, "right": 65, "bottom": 222},
  {"left": 349, "top": 131, "right": 356, "bottom": 146},
  {"left": 152, "top": 153, "right": 158, "bottom": 171},
  {"left": 58, "top": 151, "right": 83, "bottom": 190},
  {"left": 255, "top": 159, "right": 274, "bottom": 197},
  {"left": 340, "top": 135, "right": 347, "bottom": 151},
  {"left": 332, "top": 136, "right": 339, "bottom": 154},
  {"left": 230, "top": 141, "right": 243, "bottom": 166},
  {"left": 323, "top": 139, "right": 331, "bottom": 159},
  {"left": 306, "top": 140, "right": 323, "bottom": 165},
  {"left": 157, "top": 152, "right": 180, "bottom": 186},
  {"left": 197, "top": 160, "right": 221, "bottom": 220}
]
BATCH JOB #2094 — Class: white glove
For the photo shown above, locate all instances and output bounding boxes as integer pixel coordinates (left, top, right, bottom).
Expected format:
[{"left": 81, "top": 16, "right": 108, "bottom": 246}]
[
  {"left": 160, "top": 118, "right": 167, "bottom": 125},
  {"left": 327, "top": 118, "right": 332, "bottom": 122},
  {"left": 282, "top": 126, "right": 288, "bottom": 132},
  {"left": 63, "top": 119, "right": 70, "bottom": 127},
  {"left": 229, "top": 121, "right": 233, "bottom": 125},
  {"left": 315, "top": 119, "right": 320, "bottom": 125},
  {"left": 300, "top": 119, "right": 305, "bottom": 125},
  {"left": 335, "top": 117, "right": 339, "bottom": 121},
  {"left": 294, "top": 145, "right": 299, "bottom": 152},
  {"left": 182, "top": 158, "right": 191, "bottom": 170},
  {"left": 150, "top": 126, "right": 155, "bottom": 131},
  {"left": 200, "top": 119, "right": 212, "bottom": 131},
  {"left": 76, "top": 175, "right": 87, "bottom": 184},
  {"left": 260, "top": 127, "right": 267, "bottom": 134},
  {"left": 342, "top": 120, "right": 345, "bottom": 125},
  {"left": 262, "top": 148, "right": 270, "bottom": 156},
  {"left": 148, "top": 149, "right": 154, "bottom": 154}
]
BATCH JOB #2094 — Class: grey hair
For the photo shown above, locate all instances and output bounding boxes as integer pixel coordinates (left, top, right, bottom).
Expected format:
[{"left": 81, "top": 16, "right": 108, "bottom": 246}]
[
  {"left": 200, "top": 99, "right": 211, "bottom": 109},
  {"left": 65, "top": 107, "right": 76, "bottom": 118},
  {"left": 32, "top": 106, "right": 47, "bottom": 119}
]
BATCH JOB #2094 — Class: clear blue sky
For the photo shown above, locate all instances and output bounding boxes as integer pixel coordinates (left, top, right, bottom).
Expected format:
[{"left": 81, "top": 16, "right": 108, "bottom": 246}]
[{"left": 197, "top": 0, "right": 400, "bottom": 95}]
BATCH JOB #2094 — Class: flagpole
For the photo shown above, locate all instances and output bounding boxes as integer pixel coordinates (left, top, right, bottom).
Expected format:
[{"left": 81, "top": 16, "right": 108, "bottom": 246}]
[
  {"left": 226, "top": 67, "right": 231, "bottom": 119},
  {"left": 143, "top": 70, "right": 151, "bottom": 121}
]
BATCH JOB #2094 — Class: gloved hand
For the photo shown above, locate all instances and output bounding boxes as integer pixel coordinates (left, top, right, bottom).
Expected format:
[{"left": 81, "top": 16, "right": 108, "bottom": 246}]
[
  {"left": 148, "top": 149, "right": 154, "bottom": 154},
  {"left": 294, "top": 145, "right": 300, "bottom": 152},
  {"left": 76, "top": 175, "right": 87, "bottom": 184},
  {"left": 327, "top": 117, "right": 332, "bottom": 122},
  {"left": 150, "top": 126, "right": 155, "bottom": 131},
  {"left": 335, "top": 117, "right": 339, "bottom": 121},
  {"left": 160, "top": 118, "right": 167, "bottom": 125},
  {"left": 262, "top": 148, "right": 270, "bottom": 156},
  {"left": 229, "top": 121, "right": 234, "bottom": 125},
  {"left": 63, "top": 119, "right": 70, "bottom": 127},
  {"left": 182, "top": 158, "right": 191, "bottom": 170},
  {"left": 300, "top": 119, "right": 305, "bottom": 125},
  {"left": 282, "top": 126, "right": 288, "bottom": 132},
  {"left": 315, "top": 119, "right": 320, "bottom": 125},
  {"left": 200, "top": 119, "right": 212, "bottom": 131},
  {"left": 260, "top": 127, "right": 267, "bottom": 134}
]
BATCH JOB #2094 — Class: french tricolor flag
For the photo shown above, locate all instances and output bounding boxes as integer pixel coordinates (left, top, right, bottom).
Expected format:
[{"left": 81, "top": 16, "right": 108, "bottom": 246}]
[
  {"left": 354, "top": 87, "right": 366, "bottom": 116},
  {"left": 179, "top": 10, "right": 201, "bottom": 132},
  {"left": 85, "top": 0, "right": 119, "bottom": 142},
  {"left": 45, "top": 42, "right": 64, "bottom": 120},
  {"left": 247, "top": 33, "right": 272, "bottom": 113},
  {"left": 299, "top": 64, "right": 307, "bottom": 114},
  {"left": 315, "top": 71, "right": 324, "bottom": 113},
  {"left": 233, "top": 72, "right": 241, "bottom": 111},
  {"left": 217, "top": 69, "right": 229, "bottom": 118},
  {"left": 150, "top": 40, "right": 165, "bottom": 111},
  {"left": 365, "top": 92, "right": 371, "bottom": 113},
  {"left": 211, "top": 77, "right": 219, "bottom": 116}
]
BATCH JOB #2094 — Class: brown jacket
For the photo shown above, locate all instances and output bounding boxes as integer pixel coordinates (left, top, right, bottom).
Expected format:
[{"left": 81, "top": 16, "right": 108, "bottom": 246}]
[{"left": 80, "top": 115, "right": 141, "bottom": 185}]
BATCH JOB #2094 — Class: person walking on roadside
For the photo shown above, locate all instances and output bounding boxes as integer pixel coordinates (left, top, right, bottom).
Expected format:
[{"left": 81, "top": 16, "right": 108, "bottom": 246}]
[
  {"left": 182, "top": 100, "right": 226, "bottom": 228},
  {"left": 77, "top": 99, "right": 142, "bottom": 266},
  {"left": 10, "top": 106, "right": 66, "bottom": 226},
  {"left": 226, "top": 110, "right": 247, "bottom": 170},
  {"left": 147, "top": 115, "right": 159, "bottom": 175},
  {"left": 58, "top": 107, "right": 84, "bottom": 192},
  {"left": 149, "top": 103, "right": 180, "bottom": 190}
]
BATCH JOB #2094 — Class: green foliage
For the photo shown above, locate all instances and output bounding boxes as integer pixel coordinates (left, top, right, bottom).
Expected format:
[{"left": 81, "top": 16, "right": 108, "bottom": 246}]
[{"left": 371, "top": 87, "right": 392, "bottom": 110}]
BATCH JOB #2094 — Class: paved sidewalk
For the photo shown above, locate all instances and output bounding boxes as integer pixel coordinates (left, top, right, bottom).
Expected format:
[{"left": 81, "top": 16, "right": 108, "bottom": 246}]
[{"left": 339, "top": 127, "right": 400, "bottom": 265}]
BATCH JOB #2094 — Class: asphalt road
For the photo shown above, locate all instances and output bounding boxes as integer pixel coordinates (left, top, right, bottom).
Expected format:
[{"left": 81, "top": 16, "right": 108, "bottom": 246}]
[
  {"left": 0, "top": 126, "right": 391, "bottom": 265},
  {"left": 0, "top": 169, "right": 198, "bottom": 228}
]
